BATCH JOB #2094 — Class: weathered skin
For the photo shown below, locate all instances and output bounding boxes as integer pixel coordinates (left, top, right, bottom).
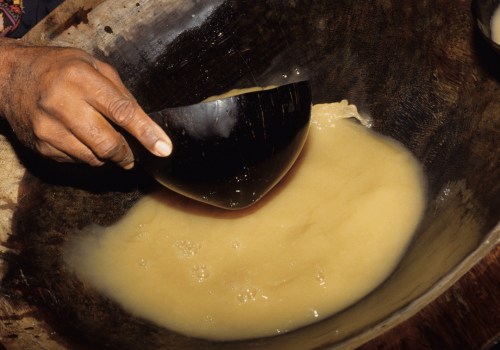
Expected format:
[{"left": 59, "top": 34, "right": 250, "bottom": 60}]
[{"left": 0, "top": 38, "right": 172, "bottom": 169}]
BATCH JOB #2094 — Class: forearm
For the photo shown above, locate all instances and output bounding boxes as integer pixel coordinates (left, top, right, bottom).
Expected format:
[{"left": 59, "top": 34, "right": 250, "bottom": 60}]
[
  {"left": 0, "top": 38, "right": 31, "bottom": 115},
  {"left": 0, "top": 37, "right": 37, "bottom": 143},
  {"left": 0, "top": 37, "right": 20, "bottom": 110}
]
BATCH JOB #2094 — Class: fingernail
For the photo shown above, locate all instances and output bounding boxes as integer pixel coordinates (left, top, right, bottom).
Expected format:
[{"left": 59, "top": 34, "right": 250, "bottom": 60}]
[
  {"left": 123, "top": 161, "right": 135, "bottom": 170},
  {"left": 154, "top": 140, "right": 172, "bottom": 157}
]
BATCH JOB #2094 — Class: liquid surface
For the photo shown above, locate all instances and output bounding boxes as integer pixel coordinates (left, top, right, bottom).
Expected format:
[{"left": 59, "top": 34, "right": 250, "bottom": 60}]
[
  {"left": 492, "top": 5, "right": 500, "bottom": 44},
  {"left": 203, "top": 85, "right": 276, "bottom": 101},
  {"left": 65, "top": 102, "right": 426, "bottom": 341}
]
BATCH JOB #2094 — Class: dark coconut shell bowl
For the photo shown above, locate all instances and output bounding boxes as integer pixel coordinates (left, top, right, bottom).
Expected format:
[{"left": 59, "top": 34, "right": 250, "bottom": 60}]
[
  {"left": 472, "top": 0, "right": 500, "bottom": 59},
  {"left": 128, "top": 81, "right": 312, "bottom": 210},
  {"left": 0, "top": 0, "right": 498, "bottom": 349}
]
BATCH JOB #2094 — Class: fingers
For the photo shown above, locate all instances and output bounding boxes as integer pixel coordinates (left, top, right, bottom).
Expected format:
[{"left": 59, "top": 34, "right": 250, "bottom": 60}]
[
  {"left": 36, "top": 93, "right": 135, "bottom": 169},
  {"left": 35, "top": 54, "right": 172, "bottom": 169},
  {"left": 36, "top": 142, "right": 77, "bottom": 163},
  {"left": 89, "top": 60, "right": 173, "bottom": 158},
  {"left": 36, "top": 138, "right": 102, "bottom": 165},
  {"left": 31, "top": 112, "right": 106, "bottom": 167}
]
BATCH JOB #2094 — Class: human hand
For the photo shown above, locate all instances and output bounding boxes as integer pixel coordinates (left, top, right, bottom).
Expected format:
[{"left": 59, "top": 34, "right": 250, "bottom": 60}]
[{"left": 0, "top": 39, "right": 172, "bottom": 169}]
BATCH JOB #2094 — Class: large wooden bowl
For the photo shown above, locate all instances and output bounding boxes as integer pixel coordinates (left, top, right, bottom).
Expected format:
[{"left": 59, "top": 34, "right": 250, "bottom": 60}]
[{"left": 0, "top": 0, "right": 498, "bottom": 349}]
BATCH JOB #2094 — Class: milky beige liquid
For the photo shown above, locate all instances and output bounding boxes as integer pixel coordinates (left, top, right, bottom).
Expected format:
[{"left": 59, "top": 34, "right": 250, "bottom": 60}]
[
  {"left": 203, "top": 85, "right": 277, "bottom": 101},
  {"left": 65, "top": 102, "right": 426, "bottom": 341}
]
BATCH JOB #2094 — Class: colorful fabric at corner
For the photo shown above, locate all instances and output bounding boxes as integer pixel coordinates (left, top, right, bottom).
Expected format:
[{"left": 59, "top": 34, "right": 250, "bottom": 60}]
[{"left": 0, "top": 0, "right": 23, "bottom": 37}]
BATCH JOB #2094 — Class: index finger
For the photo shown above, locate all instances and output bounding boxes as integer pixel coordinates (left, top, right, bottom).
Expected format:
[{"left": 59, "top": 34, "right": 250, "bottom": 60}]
[{"left": 85, "top": 60, "right": 173, "bottom": 158}]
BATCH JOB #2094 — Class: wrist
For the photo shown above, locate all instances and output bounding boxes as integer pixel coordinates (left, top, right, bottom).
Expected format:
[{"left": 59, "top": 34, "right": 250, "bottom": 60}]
[{"left": 0, "top": 38, "right": 32, "bottom": 119}]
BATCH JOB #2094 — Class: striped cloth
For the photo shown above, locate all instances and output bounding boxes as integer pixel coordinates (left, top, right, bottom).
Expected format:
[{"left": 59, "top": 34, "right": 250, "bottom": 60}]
[
  {"left": 0, "top": 0, "right": 23, "bottom": 37},
  {"left": 0, "top": 0, "right": 63, "bottom": 38}
]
